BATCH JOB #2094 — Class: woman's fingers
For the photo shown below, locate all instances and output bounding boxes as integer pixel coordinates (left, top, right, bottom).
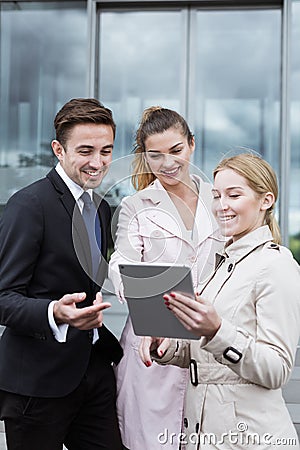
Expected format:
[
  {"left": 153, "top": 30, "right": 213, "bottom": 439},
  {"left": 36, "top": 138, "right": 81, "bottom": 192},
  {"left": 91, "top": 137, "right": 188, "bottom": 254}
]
[
  {"left": 164, "top": 291, "right": 221, "bottom": 338},
  {"left": 164, "top": 292, "right": 204, "bottom": 314},
  {"left": 157, "top": 338, "right": 171, "bottom": 357},
  {"left": 139, "top": 336, "right": 153, "bottom": 365},
  {"left": 139, "top": 337, "right": 170, "bottom": 366}
]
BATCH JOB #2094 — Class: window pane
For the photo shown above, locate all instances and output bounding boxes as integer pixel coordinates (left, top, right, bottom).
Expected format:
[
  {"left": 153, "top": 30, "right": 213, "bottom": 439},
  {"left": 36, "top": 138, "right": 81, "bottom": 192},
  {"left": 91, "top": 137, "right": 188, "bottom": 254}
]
[
  {"left": 97, "top": 9, "right": 185, "bottom": 196},
  {"left": 290, "top": 0, "right": 300, "bottom": 263},
  {"left": 193, "top": 9, "right": 281, "bottom": 179},
  {"left": 0, "top": 2, "right": 87, "bottom": 205}
]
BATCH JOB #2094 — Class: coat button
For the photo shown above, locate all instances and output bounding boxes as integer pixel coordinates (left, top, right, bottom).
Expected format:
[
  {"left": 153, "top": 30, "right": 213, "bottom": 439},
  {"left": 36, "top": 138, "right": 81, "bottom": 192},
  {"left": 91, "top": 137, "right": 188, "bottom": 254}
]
[
  {"left": 184, "top": 417, "right": 189, "bottom": 428},
  {"left": 228, "top": 263, "right": 233, "bottom": 272}
]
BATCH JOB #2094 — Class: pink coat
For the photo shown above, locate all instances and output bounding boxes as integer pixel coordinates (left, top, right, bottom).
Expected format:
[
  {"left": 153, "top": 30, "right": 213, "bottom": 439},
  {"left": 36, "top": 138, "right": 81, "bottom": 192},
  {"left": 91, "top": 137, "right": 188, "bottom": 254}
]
[{"left": 109, "top": 176, "right": 223, "bottom": 450}]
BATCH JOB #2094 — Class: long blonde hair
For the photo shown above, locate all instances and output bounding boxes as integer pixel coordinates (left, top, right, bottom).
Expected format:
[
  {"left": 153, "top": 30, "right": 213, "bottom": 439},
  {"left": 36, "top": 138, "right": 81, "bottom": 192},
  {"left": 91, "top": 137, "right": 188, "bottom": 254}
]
[
  {"left": 131, "top": 106, "right": 194, "bottom": 191},
  {"left": 213, "top": 153, "right": 282, "bottom": 244}
]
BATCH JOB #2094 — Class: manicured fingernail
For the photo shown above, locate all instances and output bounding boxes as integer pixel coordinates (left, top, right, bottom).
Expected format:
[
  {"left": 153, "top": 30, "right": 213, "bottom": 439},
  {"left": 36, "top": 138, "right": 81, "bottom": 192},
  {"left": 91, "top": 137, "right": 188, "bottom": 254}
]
[
  {"left": 163, "top": 295, "right": 169, "bottom": 300},
  {"left": 159, "top": 350, "right": 164, "bottom": 356},
  {"left": 145, "top": 361, "right": 152, "bottom": 367},
  {"left": 170, "top": 293, "right": 176, "bottom": 298},
  {"left": 164, "top": 300, "right": 170, "bottom": 306}
]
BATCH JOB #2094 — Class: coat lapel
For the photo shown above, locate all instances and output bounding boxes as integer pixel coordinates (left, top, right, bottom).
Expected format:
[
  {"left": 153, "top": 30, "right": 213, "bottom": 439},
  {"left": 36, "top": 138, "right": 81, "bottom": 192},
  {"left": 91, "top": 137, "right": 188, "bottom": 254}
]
[
  {"left": 138, "top": 176, "right": 219, "bottom": 247},
  {"left": 144, "top": 188, "right": 187, "bottom": 239}
]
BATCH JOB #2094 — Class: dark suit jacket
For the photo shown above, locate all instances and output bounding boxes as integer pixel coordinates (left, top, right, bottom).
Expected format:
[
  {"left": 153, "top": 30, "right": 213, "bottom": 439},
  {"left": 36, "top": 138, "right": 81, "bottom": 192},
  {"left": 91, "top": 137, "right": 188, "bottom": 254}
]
[{"left": 0, "top": 168, "right": 122, "bottom": 398}]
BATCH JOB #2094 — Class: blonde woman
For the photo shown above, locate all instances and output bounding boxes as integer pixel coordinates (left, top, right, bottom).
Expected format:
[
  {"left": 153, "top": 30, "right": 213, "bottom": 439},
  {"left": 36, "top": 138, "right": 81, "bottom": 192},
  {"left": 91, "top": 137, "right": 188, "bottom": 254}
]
[
  {"left": 109, "top": 107, "right": 223, "bottom": 450},
  {"left": 140, "top": 153, "right": 300, "bottom": 449}
]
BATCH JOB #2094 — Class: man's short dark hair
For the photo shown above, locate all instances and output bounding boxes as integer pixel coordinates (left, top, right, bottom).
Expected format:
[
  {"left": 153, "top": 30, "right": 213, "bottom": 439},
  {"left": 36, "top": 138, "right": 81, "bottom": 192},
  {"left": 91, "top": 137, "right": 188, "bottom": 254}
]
[{"left": 54, "top": 98, "right": 116, "bottom": 147}]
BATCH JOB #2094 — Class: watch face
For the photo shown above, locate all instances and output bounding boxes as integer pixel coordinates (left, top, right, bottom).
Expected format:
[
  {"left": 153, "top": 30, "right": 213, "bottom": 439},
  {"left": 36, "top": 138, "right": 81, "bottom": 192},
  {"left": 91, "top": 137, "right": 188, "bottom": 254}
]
[{"left": 223, "top": 346, "right": 242, "bottom": 363}]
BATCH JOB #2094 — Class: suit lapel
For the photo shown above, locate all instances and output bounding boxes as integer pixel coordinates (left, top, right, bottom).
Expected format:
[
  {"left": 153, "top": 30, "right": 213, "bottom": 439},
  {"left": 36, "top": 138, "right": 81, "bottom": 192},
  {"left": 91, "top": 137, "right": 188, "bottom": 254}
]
[{"left": 46, "top": 168, "right": 92, "bottom": 279}]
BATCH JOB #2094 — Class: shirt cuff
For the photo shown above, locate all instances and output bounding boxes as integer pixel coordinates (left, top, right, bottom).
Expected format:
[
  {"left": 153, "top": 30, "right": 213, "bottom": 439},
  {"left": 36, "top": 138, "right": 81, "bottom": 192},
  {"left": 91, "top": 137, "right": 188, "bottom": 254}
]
[
  {"left": 93, "top": 328, "right": 99, "bottom": 344},
  {"left": 48, "top": 300, "right": 69, "bottom": 342}
]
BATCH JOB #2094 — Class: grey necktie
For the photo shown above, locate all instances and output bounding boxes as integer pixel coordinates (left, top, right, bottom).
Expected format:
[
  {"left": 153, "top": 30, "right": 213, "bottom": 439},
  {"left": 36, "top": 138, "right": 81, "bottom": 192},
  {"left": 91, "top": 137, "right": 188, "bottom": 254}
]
[{"left": 81, "top": 192, "right": 101, "bottom": 278}]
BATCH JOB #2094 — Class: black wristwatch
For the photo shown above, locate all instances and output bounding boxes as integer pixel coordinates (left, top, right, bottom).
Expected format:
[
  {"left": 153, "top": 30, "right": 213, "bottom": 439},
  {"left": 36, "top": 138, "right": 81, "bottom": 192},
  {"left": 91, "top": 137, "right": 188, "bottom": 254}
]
[{"left": 223, "top": 346, "right": 242, "bottom": 363}]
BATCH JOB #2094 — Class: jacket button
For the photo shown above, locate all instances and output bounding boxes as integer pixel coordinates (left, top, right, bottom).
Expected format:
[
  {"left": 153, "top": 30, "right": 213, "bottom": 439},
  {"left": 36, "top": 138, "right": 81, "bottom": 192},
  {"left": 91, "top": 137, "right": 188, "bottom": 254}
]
[
  {"left": 184, "top": 417, "right": 189, "bottom": 428},
  {"left": 228, "top": 263, "right": 233, "bottom": 272}
]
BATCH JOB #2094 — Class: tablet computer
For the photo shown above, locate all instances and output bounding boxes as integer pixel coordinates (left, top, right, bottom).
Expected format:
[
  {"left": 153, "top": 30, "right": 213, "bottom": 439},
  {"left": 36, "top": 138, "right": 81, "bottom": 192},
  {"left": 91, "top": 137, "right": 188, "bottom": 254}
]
[{"left": 119, "top": 263, "right": 198, "bottom": 340}]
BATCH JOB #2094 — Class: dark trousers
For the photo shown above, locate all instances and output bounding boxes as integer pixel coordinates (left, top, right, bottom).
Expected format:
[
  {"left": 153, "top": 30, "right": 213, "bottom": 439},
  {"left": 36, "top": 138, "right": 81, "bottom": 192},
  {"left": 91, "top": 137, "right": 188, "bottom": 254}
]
[{"left": 0, "top": 348, "right": 122, "bottom": 450}]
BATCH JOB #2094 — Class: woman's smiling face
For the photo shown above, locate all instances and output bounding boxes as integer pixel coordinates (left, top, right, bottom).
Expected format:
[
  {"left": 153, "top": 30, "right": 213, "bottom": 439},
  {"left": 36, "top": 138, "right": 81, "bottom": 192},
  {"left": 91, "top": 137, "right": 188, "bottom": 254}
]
[
  {"left": 212, "top": 168, "right": 272, "bottom": 242},
  {"left": 144, "top": 127, "right": 195, "bottom": 189}
]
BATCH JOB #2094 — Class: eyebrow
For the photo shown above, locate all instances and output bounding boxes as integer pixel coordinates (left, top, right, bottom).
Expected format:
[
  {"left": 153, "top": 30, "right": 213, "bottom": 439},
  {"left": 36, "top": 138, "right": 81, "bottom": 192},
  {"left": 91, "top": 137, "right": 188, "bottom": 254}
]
[
  {"left": 75, "top": 144, "right": 114, "bottom": 151},
  {"left": 212, "top": 186, "right": 245, "bottom": 192},
  {"left": 226, "top": 186, "right": 244, "bottom": 191},
  {"left": 147, "top": 142, "right": 184, "bottom": 153}
]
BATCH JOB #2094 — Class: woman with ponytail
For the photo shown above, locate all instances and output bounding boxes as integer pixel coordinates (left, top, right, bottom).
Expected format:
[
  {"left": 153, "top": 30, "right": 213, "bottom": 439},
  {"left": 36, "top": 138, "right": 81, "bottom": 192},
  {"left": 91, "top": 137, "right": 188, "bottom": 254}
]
[
  {"left": 140, "top": 153, "right": 300, "bottom": 449},
  {"left": 109, "top": 107, "right": 223, "bottom": 449}
]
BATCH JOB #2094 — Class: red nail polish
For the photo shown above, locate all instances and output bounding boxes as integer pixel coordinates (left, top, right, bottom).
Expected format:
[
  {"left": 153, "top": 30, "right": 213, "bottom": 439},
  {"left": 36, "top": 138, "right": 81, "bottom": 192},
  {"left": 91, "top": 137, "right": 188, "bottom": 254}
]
[
  {"left": 164, "top": 300, "right": 170, "bottom": 306},
  {"left": 170, "top": 293, "right": 176, "bottom": 298},
  {"left": 146, "top": 361, "right": 151, "bottom": 367}
]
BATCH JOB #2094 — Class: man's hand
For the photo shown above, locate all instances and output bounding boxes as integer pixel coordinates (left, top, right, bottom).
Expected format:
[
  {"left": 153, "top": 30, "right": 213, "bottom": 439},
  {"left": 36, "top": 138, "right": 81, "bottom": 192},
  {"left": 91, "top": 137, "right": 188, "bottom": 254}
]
[{"left": 53, "top": 292, "right": 111, "bottom": 330}]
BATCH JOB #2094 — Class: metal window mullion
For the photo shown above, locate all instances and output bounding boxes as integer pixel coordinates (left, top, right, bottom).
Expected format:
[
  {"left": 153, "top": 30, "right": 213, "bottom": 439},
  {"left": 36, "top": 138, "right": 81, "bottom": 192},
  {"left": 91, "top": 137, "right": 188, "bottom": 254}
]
[
  {"left": 87, "top": 0, "right": 98, "bottom": 97},
  {"left": 280, "top": 0, "right": 291, "bottom": 247},
  {"left": 186, "top": 7, "right": 197, "bottom": 160},
  {"left": 181, "top": 9, "right": 189, "bottom": 119}
]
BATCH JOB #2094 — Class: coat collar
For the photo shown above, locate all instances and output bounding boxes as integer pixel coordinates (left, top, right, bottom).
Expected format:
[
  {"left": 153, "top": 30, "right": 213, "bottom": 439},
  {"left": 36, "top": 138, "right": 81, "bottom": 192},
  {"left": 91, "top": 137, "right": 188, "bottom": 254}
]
[
  {"left": 136, "top": 176, "right": 220, "bottom": 245},
  {"left": 223, "top": 225, "right": 274, "bottom": 262}
]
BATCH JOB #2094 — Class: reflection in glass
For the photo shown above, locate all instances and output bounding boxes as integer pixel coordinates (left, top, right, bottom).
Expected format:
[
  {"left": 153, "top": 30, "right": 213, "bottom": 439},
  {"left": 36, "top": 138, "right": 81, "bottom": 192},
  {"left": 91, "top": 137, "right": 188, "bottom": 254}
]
[
  {"left": 0, "top": 2, "right": 87, "bottom": 203},
  {"left": 193, "top": 9, "right": 281, "bottom": 179},
  {"left": 290, "top": 0, "right": 300, "bottom": 262},
  {"left": 97, "top": 9, "right": 185, "bottom": 196}
]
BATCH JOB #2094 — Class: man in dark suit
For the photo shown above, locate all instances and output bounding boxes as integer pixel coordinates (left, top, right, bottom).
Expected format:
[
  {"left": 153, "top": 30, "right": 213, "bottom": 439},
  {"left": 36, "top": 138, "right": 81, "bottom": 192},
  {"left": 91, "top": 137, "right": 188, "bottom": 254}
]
[{"left": 0, "top": 98, "right": 123, "bottom": 450}]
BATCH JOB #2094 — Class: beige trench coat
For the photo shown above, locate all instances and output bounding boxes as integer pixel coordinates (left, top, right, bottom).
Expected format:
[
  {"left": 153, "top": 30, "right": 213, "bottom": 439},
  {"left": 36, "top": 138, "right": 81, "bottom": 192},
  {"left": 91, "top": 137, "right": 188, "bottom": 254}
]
[
  {"left": 157, "top": 226, "right": 300, "bottom": 449},
  {"left": 109, "top": 176, "right": 223, "bottom": 450}
]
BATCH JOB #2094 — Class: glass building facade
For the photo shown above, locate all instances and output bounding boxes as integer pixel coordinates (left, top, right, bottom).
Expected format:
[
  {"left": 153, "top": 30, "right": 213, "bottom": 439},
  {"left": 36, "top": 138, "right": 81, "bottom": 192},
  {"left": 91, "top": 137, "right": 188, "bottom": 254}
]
[
  {"left": 0, "top": 0, "right": 300, "bottom": 321},
  {"left": 1, "top": 0, "right": 299, "bottom": 252}
]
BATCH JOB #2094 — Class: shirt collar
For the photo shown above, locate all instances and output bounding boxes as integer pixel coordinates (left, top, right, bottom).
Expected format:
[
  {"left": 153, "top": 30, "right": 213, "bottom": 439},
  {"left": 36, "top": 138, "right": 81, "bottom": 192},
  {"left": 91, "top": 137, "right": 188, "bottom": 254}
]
[{"left": 55, "top": 163, "right": 93, "bottom": 202}]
